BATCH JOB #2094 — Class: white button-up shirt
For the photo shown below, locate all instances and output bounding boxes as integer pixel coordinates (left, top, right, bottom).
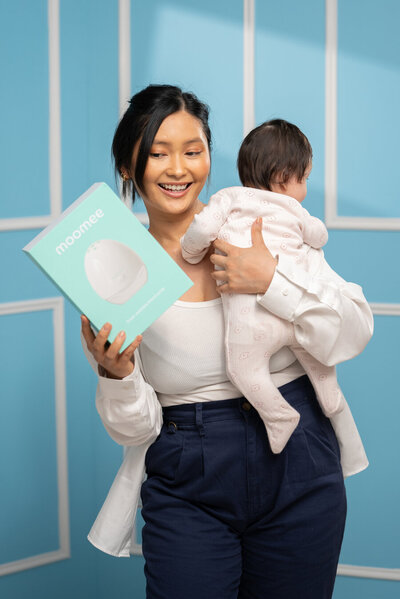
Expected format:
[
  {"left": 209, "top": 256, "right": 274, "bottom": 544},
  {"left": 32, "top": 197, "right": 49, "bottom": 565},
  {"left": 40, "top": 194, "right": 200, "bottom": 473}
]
[{"left": 82, "top": 245, "right": 373, "bottom": 557}]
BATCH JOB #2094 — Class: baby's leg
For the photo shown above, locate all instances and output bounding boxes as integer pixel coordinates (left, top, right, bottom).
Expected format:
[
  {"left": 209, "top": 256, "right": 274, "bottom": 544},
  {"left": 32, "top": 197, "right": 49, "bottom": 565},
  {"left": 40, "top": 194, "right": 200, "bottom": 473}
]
[
  {"left": 290, "top": 345, "right": 345, "bottom": 416},
  {"left": 222, "top": 295, "right": 300, "bottom": 454}
]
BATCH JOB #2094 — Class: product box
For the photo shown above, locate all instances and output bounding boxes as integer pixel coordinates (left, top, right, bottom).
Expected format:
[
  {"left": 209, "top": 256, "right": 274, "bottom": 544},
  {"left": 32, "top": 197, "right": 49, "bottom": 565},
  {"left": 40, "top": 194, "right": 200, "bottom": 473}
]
[{"left": 23, "top": 182, "right": 193, "bottom": 349}]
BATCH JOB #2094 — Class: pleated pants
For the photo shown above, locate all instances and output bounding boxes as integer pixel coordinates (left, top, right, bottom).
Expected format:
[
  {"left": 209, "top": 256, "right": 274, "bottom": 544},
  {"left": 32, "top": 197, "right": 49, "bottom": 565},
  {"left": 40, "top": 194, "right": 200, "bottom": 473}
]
[{"left": 141, "top": 375, "right": 347, "bottom": 599}]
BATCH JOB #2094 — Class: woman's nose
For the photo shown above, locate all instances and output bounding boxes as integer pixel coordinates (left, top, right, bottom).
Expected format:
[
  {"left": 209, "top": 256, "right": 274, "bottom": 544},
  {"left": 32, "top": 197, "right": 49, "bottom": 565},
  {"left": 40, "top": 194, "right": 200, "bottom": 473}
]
[{"left": 166, "top": 154, "right": 186, "bottom": 177}]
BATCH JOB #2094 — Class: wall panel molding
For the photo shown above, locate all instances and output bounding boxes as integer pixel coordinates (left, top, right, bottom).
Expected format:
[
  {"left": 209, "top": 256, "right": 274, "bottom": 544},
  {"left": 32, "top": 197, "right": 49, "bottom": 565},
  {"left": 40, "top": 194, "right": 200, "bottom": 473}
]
[
  {"left": 119, "top": 0, "right": 131, "bottom": 118},
  {"left": 129, "top": 517, "right": 142, "bottom": 556},
  {"left": 119, "top": 0, "right": 134, "bottom": 210},
  {"left": 339, "top": 300, "right": 399, "bottom": 578},
  {"left": 324, "top": 0, "right": 400, "bottom": 230},
  {"left": 243, "top": 0, "right": 255, "bottom": 137},
  {"left": 48, "top": 0, "right": 62, "bottom": 224},
  {"left": 370, "top": 303, "right": 400, "bottom": 316},
  {"left": 338, "top": 564, "right": 400, "bottom": 581},
  {"left": 0, "top": 0, "right": 62, "bottom": 232},
  {"left": 0, "top": 297, "right": 70, "bottom": 576}
]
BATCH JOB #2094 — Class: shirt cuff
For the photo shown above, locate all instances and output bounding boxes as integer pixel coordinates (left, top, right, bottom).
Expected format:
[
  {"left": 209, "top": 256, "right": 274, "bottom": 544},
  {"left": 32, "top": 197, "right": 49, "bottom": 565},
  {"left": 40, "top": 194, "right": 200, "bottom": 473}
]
[
  {"left": 97, "top": 354, "right": 141, "bottom": 400},
  {"left": 257, "top": 254, "right": 309, "bottom": 321}
]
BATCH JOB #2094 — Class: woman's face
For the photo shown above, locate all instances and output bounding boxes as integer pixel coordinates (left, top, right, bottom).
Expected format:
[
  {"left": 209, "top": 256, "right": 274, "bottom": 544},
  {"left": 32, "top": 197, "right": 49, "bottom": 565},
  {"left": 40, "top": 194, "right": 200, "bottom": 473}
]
[{"left": 133, "top": 110, "right": 210, "bottom": 217}]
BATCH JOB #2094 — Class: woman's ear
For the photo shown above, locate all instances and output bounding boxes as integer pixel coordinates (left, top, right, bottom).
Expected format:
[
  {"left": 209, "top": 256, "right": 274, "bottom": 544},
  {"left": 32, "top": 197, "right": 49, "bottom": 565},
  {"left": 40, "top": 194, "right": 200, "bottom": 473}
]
[{"left": 120, "top": 168, "right": 131, "bottom": 181}]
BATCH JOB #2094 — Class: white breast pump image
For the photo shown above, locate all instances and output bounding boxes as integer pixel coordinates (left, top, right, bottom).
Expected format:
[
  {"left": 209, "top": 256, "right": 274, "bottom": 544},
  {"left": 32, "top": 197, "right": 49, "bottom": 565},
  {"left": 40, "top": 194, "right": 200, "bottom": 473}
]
[{"left": 84, "top": 239, "right": 148, "bottom": 304}]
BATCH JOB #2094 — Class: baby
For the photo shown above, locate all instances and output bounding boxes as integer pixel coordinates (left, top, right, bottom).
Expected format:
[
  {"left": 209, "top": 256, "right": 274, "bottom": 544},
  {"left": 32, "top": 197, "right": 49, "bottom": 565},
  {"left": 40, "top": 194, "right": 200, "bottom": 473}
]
[{"left": 181, "top": 119, "right": 345, "bottom": 454}]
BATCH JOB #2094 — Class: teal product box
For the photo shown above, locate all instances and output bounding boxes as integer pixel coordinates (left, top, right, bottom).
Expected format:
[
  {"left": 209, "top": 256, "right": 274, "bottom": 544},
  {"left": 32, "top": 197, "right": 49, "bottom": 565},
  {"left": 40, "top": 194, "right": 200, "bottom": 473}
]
[{"left": 23, "top": 182, "right": 193, "bottom": 350}]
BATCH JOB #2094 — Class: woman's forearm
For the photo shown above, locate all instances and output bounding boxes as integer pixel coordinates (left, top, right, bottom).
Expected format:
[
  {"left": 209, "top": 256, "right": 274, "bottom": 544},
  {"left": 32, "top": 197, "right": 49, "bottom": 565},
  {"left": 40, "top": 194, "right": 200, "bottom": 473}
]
[{"left": 81, "top": 332, "right": 163, "bottom": 445}]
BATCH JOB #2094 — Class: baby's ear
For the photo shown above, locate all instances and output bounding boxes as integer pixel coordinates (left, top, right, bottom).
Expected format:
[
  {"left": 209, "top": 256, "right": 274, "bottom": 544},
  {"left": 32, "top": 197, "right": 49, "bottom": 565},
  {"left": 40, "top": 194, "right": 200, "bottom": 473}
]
[{"left": 269, "top": 181, "right": 286, "bottom": 194}]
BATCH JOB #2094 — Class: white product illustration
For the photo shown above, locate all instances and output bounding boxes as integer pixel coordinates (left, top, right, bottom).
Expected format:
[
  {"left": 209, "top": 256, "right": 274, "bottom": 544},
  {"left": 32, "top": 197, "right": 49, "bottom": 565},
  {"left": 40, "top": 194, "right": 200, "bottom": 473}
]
[{"left": 84, "top": 239, "right": 148, "bottom": 304}]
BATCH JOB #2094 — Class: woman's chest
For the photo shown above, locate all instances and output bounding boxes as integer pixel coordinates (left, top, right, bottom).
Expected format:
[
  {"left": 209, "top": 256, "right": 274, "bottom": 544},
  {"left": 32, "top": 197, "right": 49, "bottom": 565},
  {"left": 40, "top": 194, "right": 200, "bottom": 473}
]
[
  {"left": 176, "top": 249, "right": 219, "bottom": 302},
  {"left": 139, "top": 300, "right": 227, "bottom": 392}
]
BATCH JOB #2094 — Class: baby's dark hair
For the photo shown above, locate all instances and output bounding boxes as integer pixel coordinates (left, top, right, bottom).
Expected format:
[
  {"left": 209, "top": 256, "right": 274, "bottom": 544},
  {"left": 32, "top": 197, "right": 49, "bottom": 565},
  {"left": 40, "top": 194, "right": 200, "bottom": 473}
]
[
  {"left": 237, "top": 119, "right": 312, "bottom": 190},
  {"left": 112, "top": 84, "right": 212, "bottom": 203}
]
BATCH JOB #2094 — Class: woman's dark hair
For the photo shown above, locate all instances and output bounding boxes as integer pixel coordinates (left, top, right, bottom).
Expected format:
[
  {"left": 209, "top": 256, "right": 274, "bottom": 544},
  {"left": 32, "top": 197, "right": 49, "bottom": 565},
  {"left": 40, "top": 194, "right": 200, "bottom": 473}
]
[
  {"left": 112, "top": 84, "right": 212, "bottom": 203},
  {"left": 237, "top": 119, "right": 312, "bottom": 190}
]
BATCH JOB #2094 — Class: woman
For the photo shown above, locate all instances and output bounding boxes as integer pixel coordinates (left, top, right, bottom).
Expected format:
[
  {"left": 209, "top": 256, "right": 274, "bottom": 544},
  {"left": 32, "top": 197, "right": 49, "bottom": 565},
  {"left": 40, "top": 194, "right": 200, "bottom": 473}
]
[{"left": 81, "top": 84, "right": 373, "bottom": 598}]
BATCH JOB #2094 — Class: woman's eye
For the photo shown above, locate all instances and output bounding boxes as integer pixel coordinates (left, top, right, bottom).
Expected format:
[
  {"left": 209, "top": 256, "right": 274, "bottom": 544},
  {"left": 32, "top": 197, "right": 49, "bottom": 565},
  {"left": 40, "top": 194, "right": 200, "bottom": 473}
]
[
  {"left": 149, "top": 152, "right": 165, "bottom": 158},
  {"left": 186, "top": 151, "right": 202, "bottom": 157}
]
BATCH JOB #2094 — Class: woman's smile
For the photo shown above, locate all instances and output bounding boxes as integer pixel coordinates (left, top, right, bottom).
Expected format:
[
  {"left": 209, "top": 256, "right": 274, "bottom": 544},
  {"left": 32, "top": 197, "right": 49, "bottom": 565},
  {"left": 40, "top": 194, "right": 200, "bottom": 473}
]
[{"left": 158, "top": 182, "right": 193, "bottom": 198}]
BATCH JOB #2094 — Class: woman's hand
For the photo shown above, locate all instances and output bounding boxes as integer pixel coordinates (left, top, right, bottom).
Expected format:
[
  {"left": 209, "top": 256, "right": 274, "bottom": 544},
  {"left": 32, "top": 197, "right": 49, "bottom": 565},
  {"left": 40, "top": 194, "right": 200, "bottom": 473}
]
[
  {"left": 81, "top": 315, "right": 142, "bottom": 379},
  {"left": 210, "top": 217, "right": 278, "bottom": 294}
]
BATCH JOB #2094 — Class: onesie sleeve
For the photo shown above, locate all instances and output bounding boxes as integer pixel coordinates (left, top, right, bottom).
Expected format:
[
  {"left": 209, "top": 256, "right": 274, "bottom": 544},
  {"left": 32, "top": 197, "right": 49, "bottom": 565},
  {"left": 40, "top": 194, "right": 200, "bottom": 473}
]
[
  {"left": 301, "top": 208, "right": 329, "bottom": 249},
  {"left": 81, "top": 332, "right": 163, "bottom": 446},
  {"left": 257, "top": 249, "right": 373, "bottom": 366},
  {"left": 181, "top": 190, "right": 231, "bottom": 263}
]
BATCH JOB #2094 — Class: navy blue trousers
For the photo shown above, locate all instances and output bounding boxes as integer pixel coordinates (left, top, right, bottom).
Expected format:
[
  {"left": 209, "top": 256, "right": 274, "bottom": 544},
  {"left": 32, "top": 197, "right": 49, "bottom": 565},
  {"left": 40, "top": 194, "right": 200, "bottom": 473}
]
[{"left": 141, "top": 375, "right": 347, "bottom": 599}]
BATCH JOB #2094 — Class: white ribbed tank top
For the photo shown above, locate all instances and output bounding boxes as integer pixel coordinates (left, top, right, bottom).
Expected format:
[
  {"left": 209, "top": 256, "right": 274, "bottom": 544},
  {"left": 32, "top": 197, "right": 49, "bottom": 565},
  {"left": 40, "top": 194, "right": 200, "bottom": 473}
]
[{"left": 138, "top": 297, "right": 305, "bottom": 407}]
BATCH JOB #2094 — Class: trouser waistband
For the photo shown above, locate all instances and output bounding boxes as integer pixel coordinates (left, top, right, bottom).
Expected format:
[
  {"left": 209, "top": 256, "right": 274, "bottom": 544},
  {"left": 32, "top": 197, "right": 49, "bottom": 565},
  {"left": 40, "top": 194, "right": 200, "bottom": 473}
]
[{"left": 162, "top": 375, "right": 315, "bottom": 426}]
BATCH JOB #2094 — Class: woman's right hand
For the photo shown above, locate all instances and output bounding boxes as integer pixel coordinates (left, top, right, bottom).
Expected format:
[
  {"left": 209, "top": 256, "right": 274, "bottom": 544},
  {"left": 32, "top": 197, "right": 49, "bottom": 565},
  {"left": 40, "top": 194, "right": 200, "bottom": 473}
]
[{"left": 81, "top": 315, "right": 142, "bottom": 380}]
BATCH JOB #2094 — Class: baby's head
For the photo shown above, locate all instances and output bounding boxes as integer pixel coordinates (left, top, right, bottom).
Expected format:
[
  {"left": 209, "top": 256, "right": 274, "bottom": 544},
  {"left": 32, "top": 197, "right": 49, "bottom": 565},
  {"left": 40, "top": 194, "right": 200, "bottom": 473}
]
[{"left": 237, "top": 119, "right": 312, "bottom": 202}]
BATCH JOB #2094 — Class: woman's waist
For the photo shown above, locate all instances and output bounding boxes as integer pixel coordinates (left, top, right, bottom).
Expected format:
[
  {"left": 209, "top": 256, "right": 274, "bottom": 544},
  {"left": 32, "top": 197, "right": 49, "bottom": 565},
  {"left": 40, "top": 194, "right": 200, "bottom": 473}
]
[
  {"left": 157, "top": 360, "right": 305, "bottom": 408},
  {"left": 157, "top": 382, "right": 242, "bottom": 407},
  {"left": 161, "top": 375, "right": 316, "bottom": 425}
]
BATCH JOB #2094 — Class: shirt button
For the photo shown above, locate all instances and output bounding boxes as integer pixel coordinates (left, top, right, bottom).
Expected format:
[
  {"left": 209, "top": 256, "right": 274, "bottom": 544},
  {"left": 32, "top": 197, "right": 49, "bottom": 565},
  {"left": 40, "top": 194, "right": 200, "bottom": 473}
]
[
  {"left": 282, "top": 288, "right": 289, "bottom": 296},
  {"left": 242, "top": 401, "right": 252, "bottom": 411}
]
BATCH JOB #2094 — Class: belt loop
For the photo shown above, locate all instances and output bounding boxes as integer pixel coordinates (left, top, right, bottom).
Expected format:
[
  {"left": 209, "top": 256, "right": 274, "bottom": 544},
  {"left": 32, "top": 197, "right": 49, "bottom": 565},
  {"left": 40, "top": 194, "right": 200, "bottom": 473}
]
[
  {"left": 195, "top": 404, "right": 205, "bottom": 436},
  {"left": 195, "top": 404, "right": 206, "bottom": 476}
]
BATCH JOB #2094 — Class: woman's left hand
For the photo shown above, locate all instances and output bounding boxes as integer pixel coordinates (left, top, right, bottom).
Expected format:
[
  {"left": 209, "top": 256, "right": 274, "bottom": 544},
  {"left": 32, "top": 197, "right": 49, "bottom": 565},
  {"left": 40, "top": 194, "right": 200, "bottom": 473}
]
[{"left": 210, "top": 217, "right": 278, "bottom": 295}]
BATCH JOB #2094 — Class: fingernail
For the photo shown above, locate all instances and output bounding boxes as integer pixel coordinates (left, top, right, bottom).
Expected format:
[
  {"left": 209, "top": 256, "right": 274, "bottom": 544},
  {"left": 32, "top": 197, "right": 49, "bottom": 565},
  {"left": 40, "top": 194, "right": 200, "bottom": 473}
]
[
  {"left": 104, "top": 323, "right": 111, "bottom": 331},
  {"left": 118, "top": 331, "right": 125, "bottom": 338}
]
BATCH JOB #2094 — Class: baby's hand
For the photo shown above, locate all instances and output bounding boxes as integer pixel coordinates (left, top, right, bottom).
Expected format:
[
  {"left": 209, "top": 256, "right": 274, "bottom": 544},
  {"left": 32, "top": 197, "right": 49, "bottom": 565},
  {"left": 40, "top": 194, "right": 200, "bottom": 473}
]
[{"left": 81, "top": 315, "right": 142, "bottom": 379}]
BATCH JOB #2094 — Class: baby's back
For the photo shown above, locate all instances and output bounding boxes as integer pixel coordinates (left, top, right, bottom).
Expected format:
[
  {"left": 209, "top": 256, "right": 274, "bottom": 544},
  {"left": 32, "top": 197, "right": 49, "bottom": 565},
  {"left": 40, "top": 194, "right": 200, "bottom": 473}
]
[{"left": 216, "top": 186, "right": 307, "bottom": 257}]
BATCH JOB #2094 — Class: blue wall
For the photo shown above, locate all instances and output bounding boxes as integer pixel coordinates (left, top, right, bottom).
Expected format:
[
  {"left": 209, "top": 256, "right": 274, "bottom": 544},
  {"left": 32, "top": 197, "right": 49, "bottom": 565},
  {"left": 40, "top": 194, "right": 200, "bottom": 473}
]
[{"left": 1, "top": 1, "right": 398, "bottom": 597}]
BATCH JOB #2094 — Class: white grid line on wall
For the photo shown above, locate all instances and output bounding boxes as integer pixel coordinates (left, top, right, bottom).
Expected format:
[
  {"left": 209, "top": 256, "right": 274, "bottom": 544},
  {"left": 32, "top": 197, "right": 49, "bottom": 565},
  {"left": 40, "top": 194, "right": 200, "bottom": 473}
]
[
  {"left": 370, "top": 303, "right": 400, "bottom": 316},
  {"left": 340, "top": 304, "right": 399, "bottom": 579},
  {"left": 119, "top": 0, "right": 131, "bottom": 118},
  {"left": 337, "top": 564, "right": 400, "bottom": 581},
  {"left": 324, "top": 0, "right": 400, "bottom": 230},
  {"left": 48, "top": 0, "right": 62, "bottom": 223},
  {"left": 323, "top": 0, "right": 400, "bottom": 574},
  {"left": 0, "top": 0, "right": 62, "bottom": 232},
  {"left": 129, "top": 517, "right": 142, "bottom": 556},
  {"left": 0, "top": 297, "right": 70, "bottom": 576},
  {"left": 243, "top": 0, "right": 255, "bottom": 137},
  {"left": 119, "top": 0, "right": 137, "bottom": 211}
]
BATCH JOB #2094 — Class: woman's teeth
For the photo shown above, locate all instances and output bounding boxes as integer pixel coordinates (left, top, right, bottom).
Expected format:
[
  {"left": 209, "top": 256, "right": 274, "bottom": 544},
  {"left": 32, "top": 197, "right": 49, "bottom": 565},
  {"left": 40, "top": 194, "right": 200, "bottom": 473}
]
[{"left": 159, "top": 183, "right": 190, "bottom": 191}]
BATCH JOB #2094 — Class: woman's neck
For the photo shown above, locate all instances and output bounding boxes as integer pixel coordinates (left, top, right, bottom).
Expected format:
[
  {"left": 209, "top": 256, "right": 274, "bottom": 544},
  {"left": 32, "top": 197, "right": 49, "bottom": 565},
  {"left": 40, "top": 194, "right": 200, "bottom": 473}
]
[{"left": 148, "top": 201, "right": 204, "bottom": 250}]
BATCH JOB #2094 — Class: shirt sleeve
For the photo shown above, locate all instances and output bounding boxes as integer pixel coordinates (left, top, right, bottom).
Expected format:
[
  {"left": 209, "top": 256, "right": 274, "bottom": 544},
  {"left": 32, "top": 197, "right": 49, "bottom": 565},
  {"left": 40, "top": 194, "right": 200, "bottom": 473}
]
[
  {"left": 181, "top": 191, "right": 231, "bottom": 264},
  {"left": 257, "top": 249, "right": 374, "bottom": 366},
  {"left": 80, "top": 332, "right": 163, "bottom": 446}
]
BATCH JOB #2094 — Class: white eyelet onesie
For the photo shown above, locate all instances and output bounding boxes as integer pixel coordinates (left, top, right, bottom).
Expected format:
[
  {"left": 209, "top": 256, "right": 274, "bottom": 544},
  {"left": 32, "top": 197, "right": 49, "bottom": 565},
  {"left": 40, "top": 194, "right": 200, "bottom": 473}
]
[{"left": 181, "top": 186, "right": 345, "bottom": 453}]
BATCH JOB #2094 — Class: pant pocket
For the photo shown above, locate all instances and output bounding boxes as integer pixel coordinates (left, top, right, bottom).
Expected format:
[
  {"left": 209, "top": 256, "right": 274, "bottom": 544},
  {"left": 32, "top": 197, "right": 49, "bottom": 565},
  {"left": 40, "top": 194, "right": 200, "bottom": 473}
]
[
  {"left": 144, "top": 425, "right": 185, "bottom": 483},
  {"left": 286, "top": 409, "right": 342, "bottom": 484}
]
